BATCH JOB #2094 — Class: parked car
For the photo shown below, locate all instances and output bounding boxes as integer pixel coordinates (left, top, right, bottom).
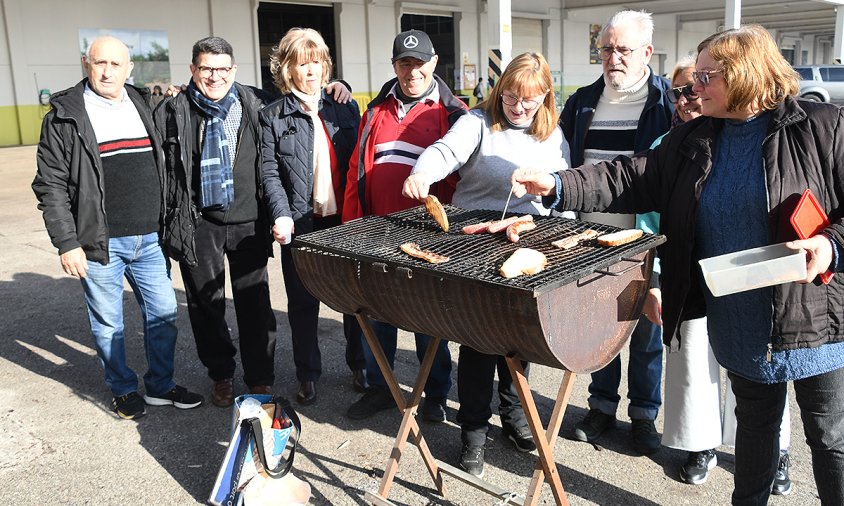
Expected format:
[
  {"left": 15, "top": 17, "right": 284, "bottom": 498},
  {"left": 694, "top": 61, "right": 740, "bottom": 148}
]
[{"left": 793, "top": 65, "right": 844, "bottom": 104}]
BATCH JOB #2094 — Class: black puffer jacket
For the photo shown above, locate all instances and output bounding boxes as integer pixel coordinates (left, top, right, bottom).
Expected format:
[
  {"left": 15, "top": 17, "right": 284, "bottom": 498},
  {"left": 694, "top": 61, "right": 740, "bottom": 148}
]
[
  {"left": 555, "top": 97, "right": 844, "bottom": 351},
  {"left": 153, "top": 82, "right": 273, "bottom": 266},
  {"left": 259, "top": 91, "right": 360, "bottom": 233},
  {"left": 33, "top": 80, "right": 166, "bottom": 264}
]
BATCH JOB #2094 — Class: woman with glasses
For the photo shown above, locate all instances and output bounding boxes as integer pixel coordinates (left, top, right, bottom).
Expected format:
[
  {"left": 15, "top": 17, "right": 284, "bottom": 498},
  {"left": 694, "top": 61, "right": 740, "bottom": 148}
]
[
  {"left": 651, "top": 55, "right": 795, "bottom": 490},
  {"left": 260, "top": 28, "right": 365, "bottom": 406},
  {"left": 402, "top": 52, "right": 571, "bottom": 478},
  {"left": 514, "top": 25, "right": 844, "bottom": 505}
]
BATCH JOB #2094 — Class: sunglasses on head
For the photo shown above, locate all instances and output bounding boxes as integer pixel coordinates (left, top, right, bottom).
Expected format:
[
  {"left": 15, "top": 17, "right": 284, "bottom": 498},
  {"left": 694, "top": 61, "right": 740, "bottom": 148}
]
[{"left": 668, "top": 84, "right": 699, "bottom": 103}]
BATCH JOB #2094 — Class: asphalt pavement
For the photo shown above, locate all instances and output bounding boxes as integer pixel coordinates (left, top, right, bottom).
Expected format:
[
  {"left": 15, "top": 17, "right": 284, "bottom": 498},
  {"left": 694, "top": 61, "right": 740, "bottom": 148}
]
[{"left": 0, "top": 145, "right": 821, "bottom": 505}]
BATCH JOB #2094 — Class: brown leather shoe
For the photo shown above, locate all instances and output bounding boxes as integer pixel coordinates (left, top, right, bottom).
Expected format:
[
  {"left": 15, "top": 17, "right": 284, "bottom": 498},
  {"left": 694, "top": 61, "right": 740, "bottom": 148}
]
[
  {"left": 352, "top": 369, "right": 368, "bottom": 393},
  {"left": 296, "top": 381, "right": 317, "bottom": 405},
  {"left": 249, "top": 385, "right": 273, "bottom": 396},
  {"left": 211, "top": 378, "right": 234, "bottom": 407}
]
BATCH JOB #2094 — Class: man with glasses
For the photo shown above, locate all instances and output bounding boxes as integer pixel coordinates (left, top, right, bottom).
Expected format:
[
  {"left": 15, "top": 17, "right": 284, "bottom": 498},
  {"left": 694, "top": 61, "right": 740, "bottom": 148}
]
[
  {"left": 342, "top": 29, "right": 467, "bottom": 421},
  {"left": 154, "top": 37, "right": 353, "bottom": 408},
  {"left": 33, "top": 36, "right": 204, "bottom": 420},
  {"left": 153, "top": 36, "right": 279, "bottom": 407},
  {"left": 559, "top": 10, "right": 673, "bottom": 456}
]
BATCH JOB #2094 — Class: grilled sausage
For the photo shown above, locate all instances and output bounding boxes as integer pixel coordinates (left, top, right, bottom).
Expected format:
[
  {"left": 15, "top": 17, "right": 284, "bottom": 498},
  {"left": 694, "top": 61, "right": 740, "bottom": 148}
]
[
  {"left": 488, "top": 215, "right": 534, "bottom": 234},
  {"left": 462, "top": 222, "right": 492, "bottom": 234},
  {"left": 506, "top": 221, "right": 537, "bottom": 242}
]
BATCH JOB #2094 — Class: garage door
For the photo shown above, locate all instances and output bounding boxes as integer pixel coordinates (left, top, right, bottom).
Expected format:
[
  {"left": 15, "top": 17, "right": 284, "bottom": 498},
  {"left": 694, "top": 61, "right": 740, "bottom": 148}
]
[{"left": 512, "top": 18, "right": 543, "bottom": 57}]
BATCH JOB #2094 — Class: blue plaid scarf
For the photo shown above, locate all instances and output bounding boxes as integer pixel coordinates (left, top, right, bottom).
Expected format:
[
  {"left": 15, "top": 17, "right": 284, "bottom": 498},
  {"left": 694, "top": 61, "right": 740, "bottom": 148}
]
[{"left": 188, "top": 81, "right": 239, "bottom": 211}]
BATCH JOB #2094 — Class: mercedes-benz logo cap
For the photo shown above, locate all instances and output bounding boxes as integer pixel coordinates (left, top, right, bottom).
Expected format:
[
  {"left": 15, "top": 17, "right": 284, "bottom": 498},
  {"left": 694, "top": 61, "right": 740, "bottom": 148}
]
[{"left": 392, "top": 29, "right": 436, "bottom": 63}]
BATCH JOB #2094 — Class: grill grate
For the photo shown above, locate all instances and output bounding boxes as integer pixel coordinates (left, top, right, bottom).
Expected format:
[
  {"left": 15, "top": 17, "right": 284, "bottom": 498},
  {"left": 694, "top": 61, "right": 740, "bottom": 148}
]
[{"left": 294, "top": 205, "right": 666, "bottom": 295}]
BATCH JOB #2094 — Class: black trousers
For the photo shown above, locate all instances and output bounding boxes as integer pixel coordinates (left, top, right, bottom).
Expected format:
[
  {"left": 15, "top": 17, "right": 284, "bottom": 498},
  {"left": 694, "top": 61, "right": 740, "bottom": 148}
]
[
  {"left": 179, "top": 218, "right": 276, "bottom": 387},
  {"left": 730, "top": 366, "right": 844, "bottom": 505},
  {"left": 280, "top": 215, "right": 364, "bottom": 382},
  {"left": 457, "top": 344, "right": 529, "bottom": 446}
]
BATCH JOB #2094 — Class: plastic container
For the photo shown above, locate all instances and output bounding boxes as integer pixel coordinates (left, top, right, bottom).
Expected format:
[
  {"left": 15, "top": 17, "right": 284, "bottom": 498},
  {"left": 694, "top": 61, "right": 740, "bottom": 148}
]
[{"left": 699, "top": 243, "right": 806, "bottom": 297}]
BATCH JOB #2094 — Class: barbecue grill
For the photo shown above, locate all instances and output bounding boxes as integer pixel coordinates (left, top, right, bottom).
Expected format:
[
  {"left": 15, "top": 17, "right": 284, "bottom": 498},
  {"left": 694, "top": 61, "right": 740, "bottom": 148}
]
[{"left": 292, "top": 204, "right": 665, "bottom": 505}]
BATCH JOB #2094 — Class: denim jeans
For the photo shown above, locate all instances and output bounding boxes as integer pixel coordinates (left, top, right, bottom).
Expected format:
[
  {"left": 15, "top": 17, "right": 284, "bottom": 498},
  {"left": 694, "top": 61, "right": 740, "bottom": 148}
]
[
  {"left": 81, "top": 233, "right": 178, "bottom": 397},
  {"left": 588, "top": 315, "right": 663, "bottom": 420},
  {"left": 361, "top": 320, "right": 452, "bottom": 399},
  {"left": 730, "top": 366, "right": 844, "bottom": 506}
]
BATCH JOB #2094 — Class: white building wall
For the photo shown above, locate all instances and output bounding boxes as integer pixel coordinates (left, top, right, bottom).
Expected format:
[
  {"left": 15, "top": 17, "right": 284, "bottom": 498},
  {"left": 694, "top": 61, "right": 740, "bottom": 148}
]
[{"left": 0, "top": 0, "right": 14, "bottom": 108}]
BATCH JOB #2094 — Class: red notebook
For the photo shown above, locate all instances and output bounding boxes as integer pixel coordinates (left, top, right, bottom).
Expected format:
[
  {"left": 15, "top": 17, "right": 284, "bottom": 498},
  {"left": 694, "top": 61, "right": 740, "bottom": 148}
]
[{"left": 790, "top": 189, "right": 833, "bottom": 284}]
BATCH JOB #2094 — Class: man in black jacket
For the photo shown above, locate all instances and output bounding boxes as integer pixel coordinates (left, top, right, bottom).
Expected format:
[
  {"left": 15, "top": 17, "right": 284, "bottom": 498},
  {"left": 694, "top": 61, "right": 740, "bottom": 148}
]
[
  {"left": 154, "top": 36, "right": 279, "bottom": 407},
  {"left": 32, "top": 36, "right": 203, "bottom": 420}
]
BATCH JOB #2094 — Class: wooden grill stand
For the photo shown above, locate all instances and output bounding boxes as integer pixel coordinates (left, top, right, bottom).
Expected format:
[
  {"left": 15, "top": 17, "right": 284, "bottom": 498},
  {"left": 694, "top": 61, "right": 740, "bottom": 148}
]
[{"left": 357, "top": 313, "right": 576, "bottom": 506}]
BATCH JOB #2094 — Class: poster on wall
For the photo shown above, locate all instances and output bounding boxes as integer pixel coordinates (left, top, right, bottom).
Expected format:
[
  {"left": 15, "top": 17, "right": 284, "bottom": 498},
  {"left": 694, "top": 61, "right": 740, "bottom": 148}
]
[
  {"left": 589, "top": 24, "right": 602, "bottom": 64},
  {"left": 79, "top": 29, "right": 170, "bottom": 89},
  {"left": 463, "top": 64, "right": 477, "bottom": 89}
]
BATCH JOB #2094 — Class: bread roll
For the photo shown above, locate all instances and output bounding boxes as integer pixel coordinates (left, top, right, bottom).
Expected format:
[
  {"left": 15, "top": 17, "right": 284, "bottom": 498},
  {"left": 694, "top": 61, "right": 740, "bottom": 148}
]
[{"left": 500, "top": 248, "right": 548, "bottom": 278}]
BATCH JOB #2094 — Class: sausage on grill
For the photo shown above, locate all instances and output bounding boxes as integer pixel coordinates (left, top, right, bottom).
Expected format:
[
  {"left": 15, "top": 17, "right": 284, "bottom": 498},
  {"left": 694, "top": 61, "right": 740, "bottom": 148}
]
[
  {"left": 462, "top": 222, "right": 492, "bottom": 234},
  {"left": 487, "top": 215, "right": 534, "bottom": 234},
  {"left": 506, "top": 221, "right": 537, "bottom": 242}
]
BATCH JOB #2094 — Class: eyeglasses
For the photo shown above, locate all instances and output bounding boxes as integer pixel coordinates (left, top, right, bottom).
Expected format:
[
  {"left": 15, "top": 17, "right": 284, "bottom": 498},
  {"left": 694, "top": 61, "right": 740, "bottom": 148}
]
[
  {"left": 196, "top": 66, "right": 233, "bottom": 78},
  {"left": 668, "top": 84, "right": 699, "bottom": 103},
  {"left": 597, "top": 45, "right": 646, "bottom": 61},
  {"left": 692, "top": 69, "right": 723, "bottom": 86},
  {"left": 501, "top": 92, "right": 545, "bottom": 111}
]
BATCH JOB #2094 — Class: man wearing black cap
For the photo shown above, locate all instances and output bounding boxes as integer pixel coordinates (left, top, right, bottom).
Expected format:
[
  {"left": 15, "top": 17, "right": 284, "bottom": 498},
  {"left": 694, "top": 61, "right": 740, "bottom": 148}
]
[{"left": 342, "top": 29, "right": 467, "bottom": 422}]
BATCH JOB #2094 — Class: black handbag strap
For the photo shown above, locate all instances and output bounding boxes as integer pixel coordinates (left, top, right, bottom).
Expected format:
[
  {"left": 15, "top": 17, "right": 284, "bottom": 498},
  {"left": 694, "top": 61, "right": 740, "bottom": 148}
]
[{"left": 246, "top": 396, "right": 301, "bottom": 479}]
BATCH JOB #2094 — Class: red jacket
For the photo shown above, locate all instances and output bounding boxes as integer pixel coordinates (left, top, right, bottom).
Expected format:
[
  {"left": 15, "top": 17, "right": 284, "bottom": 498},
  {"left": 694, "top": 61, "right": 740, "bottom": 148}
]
[{"left": 342, "top": 75, "right": 467, "bottom": 222}]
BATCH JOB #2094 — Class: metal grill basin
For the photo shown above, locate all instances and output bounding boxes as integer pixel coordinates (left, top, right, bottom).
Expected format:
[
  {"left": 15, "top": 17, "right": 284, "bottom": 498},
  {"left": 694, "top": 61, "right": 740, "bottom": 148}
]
[{"left": 292, "top": 205, "right": 665, "bottom": 372}]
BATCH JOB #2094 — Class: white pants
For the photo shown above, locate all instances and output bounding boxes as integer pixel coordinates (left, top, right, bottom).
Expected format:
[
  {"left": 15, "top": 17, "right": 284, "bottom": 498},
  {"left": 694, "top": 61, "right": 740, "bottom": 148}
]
[{"left": 662, "top": 317, "right": 791, "bottom": 452}]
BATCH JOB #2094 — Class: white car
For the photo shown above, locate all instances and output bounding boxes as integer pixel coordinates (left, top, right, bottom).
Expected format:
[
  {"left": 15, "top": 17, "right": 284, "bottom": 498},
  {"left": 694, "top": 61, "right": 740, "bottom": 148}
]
[{"left": 794, "top": 65, "right": 844, "bottom": 104}]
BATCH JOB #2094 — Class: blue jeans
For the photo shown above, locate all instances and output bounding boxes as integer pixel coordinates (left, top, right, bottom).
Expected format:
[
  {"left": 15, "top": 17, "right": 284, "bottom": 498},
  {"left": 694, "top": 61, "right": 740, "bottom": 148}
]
[
  {"left": 730, "top": 366, "right": 844, "bottom": 505},
  {"left": 81, "top": 233, "right": 178, "bottom": 397},
  {"left": 588, "top": 315, "right": 663, "bottom": 420},
  {"left": 361, "top": 320, "right": 452, "bottom": 399}
]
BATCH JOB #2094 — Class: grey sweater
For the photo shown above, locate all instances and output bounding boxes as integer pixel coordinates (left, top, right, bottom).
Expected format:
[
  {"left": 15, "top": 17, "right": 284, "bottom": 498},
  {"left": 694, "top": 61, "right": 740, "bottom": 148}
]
[{"left": 411, "top": 109, "right": 571, "bottom": 215}]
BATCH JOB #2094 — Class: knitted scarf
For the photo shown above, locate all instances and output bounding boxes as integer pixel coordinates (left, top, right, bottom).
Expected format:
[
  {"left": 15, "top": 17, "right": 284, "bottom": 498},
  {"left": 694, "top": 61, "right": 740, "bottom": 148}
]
[
  {"left": 188, "top": 80, "right": 239, "bottom": 211},
  {"left": 291, "top": 88, "right": 336, "bottom": 216}
]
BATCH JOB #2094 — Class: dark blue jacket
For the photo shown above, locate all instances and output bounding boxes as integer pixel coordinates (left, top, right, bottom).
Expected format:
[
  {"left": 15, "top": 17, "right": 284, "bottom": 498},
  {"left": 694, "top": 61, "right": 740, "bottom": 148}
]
[
  {"left": 259, "top": 91, "right": 360, "bottom": 234},
  {"left": 560, "top": 68, "right": 674, "bottom": 167}
]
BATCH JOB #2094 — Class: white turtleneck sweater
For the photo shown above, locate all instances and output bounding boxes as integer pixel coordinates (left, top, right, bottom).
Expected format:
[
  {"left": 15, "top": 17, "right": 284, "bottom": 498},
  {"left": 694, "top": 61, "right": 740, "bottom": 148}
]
[{"left": 580, "top": 68, "right": 651, "bottom": 228}]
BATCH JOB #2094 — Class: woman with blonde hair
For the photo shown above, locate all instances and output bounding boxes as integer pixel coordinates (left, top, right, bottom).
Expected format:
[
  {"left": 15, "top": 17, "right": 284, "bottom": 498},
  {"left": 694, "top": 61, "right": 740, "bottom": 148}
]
[
  {"left": 260, "top": 27, "right": 364, "bottom": 406},
  {"left": 403, "top": 51, "right": 572, "bottom": 477},
  {"left": 514, "top": 25, "right": 844, "bottom": 504}
]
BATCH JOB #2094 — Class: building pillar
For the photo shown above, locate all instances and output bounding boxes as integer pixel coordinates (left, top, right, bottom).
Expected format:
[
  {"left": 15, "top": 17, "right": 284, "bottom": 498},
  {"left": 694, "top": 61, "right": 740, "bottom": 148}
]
[{"left": 486, "top": 0, "right": 511, "bottom": 87}]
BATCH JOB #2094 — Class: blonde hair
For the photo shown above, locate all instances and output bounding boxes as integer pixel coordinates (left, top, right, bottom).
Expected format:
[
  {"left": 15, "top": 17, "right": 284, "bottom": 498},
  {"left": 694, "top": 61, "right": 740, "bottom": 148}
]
[
  {"left": 480, "top": 52, "right": 558, "bottom": 142},
  {"left": 269, "top": 28, "right": 332, "bottom": 94},
  {"left": 697, "top": 25, "right": 799, "bottom": 112}
]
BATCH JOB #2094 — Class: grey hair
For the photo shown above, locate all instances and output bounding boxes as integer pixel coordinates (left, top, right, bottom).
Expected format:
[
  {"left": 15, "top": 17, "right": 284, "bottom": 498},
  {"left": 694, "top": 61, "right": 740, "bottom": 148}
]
[
  {"left": 671, "top": 54, "right": 697, "bottom": 77},
  {"left": 600, "top": 10, "right": 654, "bottom": 45}
]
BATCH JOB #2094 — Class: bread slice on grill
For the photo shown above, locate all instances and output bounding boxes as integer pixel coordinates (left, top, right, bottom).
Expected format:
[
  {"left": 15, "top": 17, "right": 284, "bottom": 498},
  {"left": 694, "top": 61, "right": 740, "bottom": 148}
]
[
  {"left": 500, "top": 248, "right": 548, "bottom": 278},
  {"left": 596, "top": 229, "right": 644, "bottom": 247},
  {"left": 424, "top": 195, "right": 449, "bottom": 232}
]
